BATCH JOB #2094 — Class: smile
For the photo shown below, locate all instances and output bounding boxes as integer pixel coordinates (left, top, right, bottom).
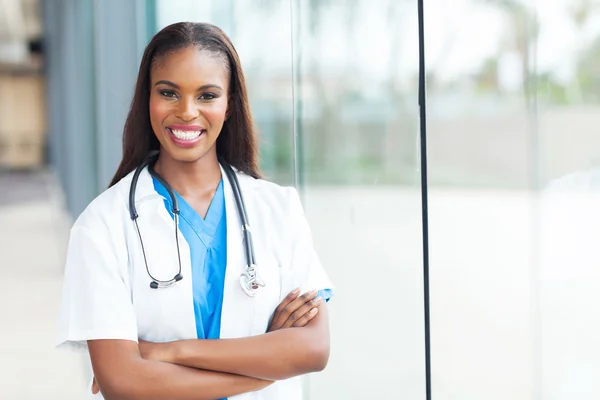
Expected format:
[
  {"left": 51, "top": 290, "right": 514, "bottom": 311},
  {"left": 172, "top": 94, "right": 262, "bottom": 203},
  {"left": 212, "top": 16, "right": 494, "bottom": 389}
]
[{"left": 166, "top": 126, "right": 207, "bottom": 148}]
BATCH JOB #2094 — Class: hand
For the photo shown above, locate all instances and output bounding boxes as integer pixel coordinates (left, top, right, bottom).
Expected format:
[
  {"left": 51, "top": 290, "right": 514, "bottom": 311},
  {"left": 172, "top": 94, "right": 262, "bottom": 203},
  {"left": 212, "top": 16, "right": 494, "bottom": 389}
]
[
  {"left": 138, "top": 339, "right": 171, "bottom": 363},
  {"left": 267, "top": 288, "right": 322, "bottom": 332}
]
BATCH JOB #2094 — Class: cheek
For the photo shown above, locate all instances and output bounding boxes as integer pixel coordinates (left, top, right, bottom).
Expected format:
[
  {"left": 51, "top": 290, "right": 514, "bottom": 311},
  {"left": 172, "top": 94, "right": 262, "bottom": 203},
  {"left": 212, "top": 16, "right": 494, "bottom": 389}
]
[
  {"left": 204, "top": 100, "right": 228, "bottom": 125},
  {"left": 149, "top": 97, "right": 169, "bottom": 125}
]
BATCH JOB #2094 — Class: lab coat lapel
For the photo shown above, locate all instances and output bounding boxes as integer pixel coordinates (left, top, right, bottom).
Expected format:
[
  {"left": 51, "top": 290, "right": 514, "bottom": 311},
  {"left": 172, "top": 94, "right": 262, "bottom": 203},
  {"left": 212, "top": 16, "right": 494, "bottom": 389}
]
[{"left": 219, "top": 166, "right": 257, "bottom": 339}]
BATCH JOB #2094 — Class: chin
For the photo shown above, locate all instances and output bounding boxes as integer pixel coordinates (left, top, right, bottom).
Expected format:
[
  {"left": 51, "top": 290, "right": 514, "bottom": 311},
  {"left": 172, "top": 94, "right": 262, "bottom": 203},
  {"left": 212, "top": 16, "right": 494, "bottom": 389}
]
[{"left": 162, "top": 144, "right": 217, "bottom": 164}]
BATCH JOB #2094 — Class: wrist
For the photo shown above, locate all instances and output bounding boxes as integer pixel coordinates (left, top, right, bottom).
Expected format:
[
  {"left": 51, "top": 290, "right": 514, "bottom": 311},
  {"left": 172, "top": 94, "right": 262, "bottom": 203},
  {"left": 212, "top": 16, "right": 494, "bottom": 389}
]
[
  {"left": 162, "top": 341, "right": 179, "bottom": 364},
  {"left": 172, "top": 339, "right": 212, "bottom": 370}
]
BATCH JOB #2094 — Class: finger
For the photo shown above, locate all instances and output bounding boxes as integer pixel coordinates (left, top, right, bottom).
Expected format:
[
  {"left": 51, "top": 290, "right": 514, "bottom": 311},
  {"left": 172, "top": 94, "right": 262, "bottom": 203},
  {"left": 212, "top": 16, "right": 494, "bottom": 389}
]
[
  {"left": 278, "top": 290, "right": 318, "bottom": 326},
  {"left": 92, "top": 377, "right": 100, "bottom": 395},
  {"left": 291, "top": 307, "right": 319, "bottom": 328},
  {"left": 272, "top": 290, "right": 318, "bottom": 331},
  {"left": 282, "top": 295, "right": 323, "bottom": 329},
  {"left": 269, "top": 288, "right": 300, "bottom": 330},
  {"left": 275, "top": 288, "right": 301, "bottom": 315}
]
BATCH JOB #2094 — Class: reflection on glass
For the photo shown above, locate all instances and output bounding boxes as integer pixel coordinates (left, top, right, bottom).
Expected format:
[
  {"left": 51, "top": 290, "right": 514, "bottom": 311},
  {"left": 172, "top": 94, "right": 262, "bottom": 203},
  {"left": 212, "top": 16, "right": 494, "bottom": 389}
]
[
  {"left": 159, "top": 0, "right": 428, "bottom": 397},
  {"left": 293, "top": 1, "right": 425, "bottom": 398},
  {"left": 427, "top": 0, "right": 600, "bottom": 398},
  {"left": 537, "top": 1, "right": 600, "bottom": 398},
  {"left": 425, "top": 1, "right": 535, "bottom": 399},
  {"left": 155, "top": 1, "right": 425, "bottom": 398}
]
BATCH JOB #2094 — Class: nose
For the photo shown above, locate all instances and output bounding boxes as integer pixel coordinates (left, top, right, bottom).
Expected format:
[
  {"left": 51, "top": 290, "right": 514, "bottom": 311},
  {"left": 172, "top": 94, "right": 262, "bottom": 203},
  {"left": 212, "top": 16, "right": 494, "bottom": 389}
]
[{"left": 177, "top": 97, "right": 199, "bottom": 122}]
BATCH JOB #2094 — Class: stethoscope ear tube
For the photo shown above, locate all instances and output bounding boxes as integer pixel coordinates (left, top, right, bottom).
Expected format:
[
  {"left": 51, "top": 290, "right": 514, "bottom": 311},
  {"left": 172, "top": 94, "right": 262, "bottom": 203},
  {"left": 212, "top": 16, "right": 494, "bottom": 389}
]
[{"left": 129, "top": 151, "right": 160, "bottom": 220}]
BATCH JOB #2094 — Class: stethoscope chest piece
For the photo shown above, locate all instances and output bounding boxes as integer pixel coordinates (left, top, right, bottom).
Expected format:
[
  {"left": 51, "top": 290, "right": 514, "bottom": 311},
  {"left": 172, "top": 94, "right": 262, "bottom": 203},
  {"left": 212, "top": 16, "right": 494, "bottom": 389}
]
[{"left": 240, "top": 264, "right": 265, "bottom": 297}]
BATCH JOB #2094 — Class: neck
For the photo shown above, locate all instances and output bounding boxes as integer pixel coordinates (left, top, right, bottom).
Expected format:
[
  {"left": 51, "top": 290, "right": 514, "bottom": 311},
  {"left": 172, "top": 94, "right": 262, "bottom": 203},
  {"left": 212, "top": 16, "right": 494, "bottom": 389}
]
[{"left": 153, "top": 150, "right": 222, "bottom": 196}]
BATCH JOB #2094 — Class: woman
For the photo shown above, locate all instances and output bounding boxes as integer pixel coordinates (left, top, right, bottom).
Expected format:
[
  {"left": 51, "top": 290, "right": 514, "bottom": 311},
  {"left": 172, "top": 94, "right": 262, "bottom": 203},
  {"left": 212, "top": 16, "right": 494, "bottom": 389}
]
[{"left": 56, "top": 22, "right": 334, "bottom": 400}]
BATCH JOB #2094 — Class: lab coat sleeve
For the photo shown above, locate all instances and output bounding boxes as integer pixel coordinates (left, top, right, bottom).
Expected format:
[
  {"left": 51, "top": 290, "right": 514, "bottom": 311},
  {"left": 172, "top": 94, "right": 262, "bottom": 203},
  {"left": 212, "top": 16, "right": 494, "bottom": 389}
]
[
  {"left": 281, "top": 187, "right": 335, "bottom": 299},
  {"left": 56, "top": 223, "right": 138, "bottom": 353}
]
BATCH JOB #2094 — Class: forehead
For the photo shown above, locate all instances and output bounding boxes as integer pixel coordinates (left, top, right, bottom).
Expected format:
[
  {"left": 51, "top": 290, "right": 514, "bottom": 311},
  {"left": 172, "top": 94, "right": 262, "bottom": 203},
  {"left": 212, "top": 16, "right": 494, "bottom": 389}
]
[{"left": 151, "top": 47, "right": 229, "bottom": 87}]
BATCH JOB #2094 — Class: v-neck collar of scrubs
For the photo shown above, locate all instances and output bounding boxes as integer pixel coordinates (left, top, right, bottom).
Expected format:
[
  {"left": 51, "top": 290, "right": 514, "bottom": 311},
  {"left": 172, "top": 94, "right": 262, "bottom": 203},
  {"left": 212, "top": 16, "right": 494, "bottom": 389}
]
[{"left": 154, "top": 179, "right": 225, "bottom": 248}]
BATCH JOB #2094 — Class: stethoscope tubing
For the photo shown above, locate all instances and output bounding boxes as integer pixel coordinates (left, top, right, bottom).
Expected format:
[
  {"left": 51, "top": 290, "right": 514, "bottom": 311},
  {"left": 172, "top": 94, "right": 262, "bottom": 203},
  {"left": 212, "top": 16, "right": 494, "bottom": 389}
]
[{"left": 128, "top": 151, "right": 260, "bottom": 294}]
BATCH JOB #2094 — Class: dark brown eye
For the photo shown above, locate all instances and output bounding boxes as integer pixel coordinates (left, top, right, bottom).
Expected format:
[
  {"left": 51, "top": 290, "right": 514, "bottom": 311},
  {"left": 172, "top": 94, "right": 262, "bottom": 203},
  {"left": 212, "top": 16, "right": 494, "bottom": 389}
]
[
  {"left": 200, "top": 93, "right": 217, "bottom": 100},
  {"left": 160, "top": 90, "right": 177, "bottom": 98}
]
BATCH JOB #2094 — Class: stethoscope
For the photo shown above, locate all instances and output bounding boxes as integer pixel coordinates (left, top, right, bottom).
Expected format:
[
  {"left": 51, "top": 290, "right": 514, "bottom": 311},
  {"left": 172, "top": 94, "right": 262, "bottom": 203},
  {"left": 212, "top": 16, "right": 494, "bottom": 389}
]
[{"left": 128, "top": 151, "right": 265, "bottom": 297}]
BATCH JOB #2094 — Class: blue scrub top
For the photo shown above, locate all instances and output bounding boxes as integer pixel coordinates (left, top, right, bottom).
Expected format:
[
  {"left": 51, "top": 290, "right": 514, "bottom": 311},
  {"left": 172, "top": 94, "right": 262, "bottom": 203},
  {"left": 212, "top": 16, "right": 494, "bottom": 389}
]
[{"left": 153, "top": 178, "right": 227, "bottom": 340}]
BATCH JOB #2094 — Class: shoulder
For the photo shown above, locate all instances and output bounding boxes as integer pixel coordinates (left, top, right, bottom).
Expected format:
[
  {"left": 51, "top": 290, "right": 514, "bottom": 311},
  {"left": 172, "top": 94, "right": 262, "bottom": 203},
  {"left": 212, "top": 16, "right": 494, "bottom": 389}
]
[{"left": 71, "top": 171, "right": 134, "bottom": 233}]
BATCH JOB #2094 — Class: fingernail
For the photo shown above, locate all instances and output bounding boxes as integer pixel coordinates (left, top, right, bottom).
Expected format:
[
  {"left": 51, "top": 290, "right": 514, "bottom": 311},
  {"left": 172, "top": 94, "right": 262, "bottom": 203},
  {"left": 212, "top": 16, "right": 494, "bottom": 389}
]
[
  {"left": 310, "top": 290, "right": 318, "bottom": 297},
  {"left": 292, "top": 288, "right": 300, "bottom": 295},
  {"left": 314, "top": 296, "right": 323, "bottom": 304},
  {"left": 310, "top": 308, "right": 319, "bottom": 315}
]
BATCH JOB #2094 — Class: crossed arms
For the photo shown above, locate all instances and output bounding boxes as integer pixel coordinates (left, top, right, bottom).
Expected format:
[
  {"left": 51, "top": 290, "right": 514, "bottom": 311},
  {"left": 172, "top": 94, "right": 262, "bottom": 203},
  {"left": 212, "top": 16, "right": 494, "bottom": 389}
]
[{"left": 88, "top": 289, "right": 329, "bottom": 400}]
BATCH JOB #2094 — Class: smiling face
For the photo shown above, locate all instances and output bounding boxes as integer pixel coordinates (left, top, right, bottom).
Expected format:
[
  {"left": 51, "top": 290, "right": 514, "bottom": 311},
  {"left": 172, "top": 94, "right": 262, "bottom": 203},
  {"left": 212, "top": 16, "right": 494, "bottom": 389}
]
[{"left": 149, "top": 46, "right": 230, "bottom": 164}]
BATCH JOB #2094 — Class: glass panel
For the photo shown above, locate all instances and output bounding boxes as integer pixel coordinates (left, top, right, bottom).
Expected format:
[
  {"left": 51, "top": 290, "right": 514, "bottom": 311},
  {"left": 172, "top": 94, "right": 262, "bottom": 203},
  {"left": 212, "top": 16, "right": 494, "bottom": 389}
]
[
  {"left": 292, "top": 0, "right": 425, "bottom": 398},
  {"left": 154, "top": 1, "right": 425, "bottom": 397},
  {"left": 426, "top": 0, "right": 600, "bottom": 397},
  {"left": 537, "top": 0, "right": 600, "bottom": 398},
  {"left": 425, "top": 0, "right": 537, "bottom": 398}
]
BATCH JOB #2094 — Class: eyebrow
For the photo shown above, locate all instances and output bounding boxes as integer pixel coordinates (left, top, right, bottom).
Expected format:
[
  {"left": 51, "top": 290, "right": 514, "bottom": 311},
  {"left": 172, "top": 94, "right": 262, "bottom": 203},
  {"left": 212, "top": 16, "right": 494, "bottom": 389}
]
[{"left": 153, "top": 80, "right": 223, "bottom": 91}]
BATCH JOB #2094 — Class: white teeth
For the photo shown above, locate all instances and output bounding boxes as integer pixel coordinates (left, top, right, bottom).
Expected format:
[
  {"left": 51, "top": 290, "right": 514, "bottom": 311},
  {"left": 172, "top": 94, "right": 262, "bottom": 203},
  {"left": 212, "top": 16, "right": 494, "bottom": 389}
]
[{"left": 170, "top": 129, "right": 203, "bottom": 140}]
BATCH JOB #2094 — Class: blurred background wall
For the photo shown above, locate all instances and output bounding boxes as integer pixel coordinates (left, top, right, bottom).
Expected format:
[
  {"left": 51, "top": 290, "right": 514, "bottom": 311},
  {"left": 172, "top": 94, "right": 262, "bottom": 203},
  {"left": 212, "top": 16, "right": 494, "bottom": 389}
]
[{"left": 2, "top": 0, "right": 600, "bottom": 399}]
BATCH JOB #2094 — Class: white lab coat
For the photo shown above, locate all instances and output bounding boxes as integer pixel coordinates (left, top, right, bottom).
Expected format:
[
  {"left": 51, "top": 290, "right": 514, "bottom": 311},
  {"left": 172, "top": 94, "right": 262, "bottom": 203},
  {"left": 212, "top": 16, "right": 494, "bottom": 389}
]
[{"left": 55, "top": 164, "right": 334, "bottom": 400}]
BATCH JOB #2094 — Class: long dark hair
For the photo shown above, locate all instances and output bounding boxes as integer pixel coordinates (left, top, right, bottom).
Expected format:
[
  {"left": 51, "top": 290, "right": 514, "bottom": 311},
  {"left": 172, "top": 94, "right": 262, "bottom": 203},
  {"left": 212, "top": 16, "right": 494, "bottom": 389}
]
[{"left": 109, "top": 22, "right": 261, "bottom": 187}]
